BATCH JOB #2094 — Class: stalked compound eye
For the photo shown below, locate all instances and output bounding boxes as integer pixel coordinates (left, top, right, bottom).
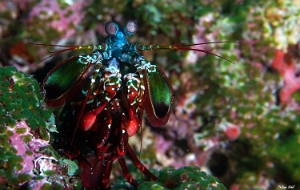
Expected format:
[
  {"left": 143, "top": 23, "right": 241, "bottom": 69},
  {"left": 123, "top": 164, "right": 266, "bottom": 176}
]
[
  {"left": 123, "top": 20, "right": 138, "bottom": 36},
  {"left": 105, "top": 21, "right": 119, "bottom": 36}
]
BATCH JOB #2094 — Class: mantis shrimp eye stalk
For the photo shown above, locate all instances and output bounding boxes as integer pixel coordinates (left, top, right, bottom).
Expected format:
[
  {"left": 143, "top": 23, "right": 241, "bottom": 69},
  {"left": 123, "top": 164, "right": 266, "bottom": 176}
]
[
  {"left": 105, "top": 21, "right": 119, "bottom": 36},
  {"left": 123, "top": 20, "right": 138, "bottom": 36}
]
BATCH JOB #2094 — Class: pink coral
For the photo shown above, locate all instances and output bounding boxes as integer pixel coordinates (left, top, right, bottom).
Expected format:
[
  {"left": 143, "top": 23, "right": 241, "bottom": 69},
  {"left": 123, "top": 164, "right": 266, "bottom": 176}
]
[
  {"left": 223, "top": 124, "right": 241, "bottom": 140},
  {"left": 28, "top": 0, "right": 88, "bottom": 39},
  {"left": 218, "top": 120, "right": 241, "bottom": 140},
  {"left": 8, "top": 121, "right": 55, "bottom": 188},
  {"left": 9, "top": 121, "right": 49, "bottom": 175},
  {"left": 271, "top": 50, "right": 300, "bottom": 105}
]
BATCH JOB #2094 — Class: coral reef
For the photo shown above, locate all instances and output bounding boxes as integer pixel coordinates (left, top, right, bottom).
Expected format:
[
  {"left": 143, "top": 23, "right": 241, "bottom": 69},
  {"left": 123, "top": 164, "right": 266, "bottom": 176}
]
[
  {"left": 0, "top": 0, "right": 300, "bottom": 189},
  {"left": 0, "top": 66, "right": 81, "bottom": 189},
  {"left": 138, "top": 166, "right": 226, "bottom": 190}
]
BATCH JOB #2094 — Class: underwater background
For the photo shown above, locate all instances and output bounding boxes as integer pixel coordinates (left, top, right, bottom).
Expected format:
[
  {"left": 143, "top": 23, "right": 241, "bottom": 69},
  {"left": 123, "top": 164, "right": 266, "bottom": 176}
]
[{"left": 1, "top": 0, "right": 300, "bottom": 189}]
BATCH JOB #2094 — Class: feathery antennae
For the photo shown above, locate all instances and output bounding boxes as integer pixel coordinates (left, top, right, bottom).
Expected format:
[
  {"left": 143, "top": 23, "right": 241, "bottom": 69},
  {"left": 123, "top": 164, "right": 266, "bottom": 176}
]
[
  {"left": 28, "top": 42, "right": 79, "bottom": 48},
  {"left": 28, "top": 42, "right": 80, "bottom": 67},
  {"left": 174, "top": 41, "right": 236, "bottom": 64}
]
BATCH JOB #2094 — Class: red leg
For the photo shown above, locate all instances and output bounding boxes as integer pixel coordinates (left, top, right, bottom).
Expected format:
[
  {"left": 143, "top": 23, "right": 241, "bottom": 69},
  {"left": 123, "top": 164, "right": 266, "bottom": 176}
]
[
  {"left": 126, "top": 143, "right": 158, "bottom": 181},
  {"left": 101, "top": 154, "right": 117, "bottom": 189},
  {"left": 118, "top": 156, "right": 139, "bottom": 187},
  {"left": 78, "top": 154, "right": 110, "bottom": 190},
  {"left": 95, "top": 110, "right": 112, "bottom": 160},
  {"left": 117, "top": 120, "right": 139, "bottom": 187}
]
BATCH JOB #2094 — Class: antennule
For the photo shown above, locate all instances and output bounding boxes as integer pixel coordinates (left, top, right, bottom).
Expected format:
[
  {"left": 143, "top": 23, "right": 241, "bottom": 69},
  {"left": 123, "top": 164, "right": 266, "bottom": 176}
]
[
  {"left": 28, "top": 43, "right": 81, "bottom": 66},
  {"left": 174, "top": 41, "right": 235, "bottom": 64}
]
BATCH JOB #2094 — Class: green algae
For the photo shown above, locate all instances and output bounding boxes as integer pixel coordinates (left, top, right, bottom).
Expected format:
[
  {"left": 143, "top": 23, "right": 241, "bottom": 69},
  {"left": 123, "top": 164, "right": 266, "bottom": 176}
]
[{"left": 0, "top": 66, "right": 82, "bottom": 189}]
